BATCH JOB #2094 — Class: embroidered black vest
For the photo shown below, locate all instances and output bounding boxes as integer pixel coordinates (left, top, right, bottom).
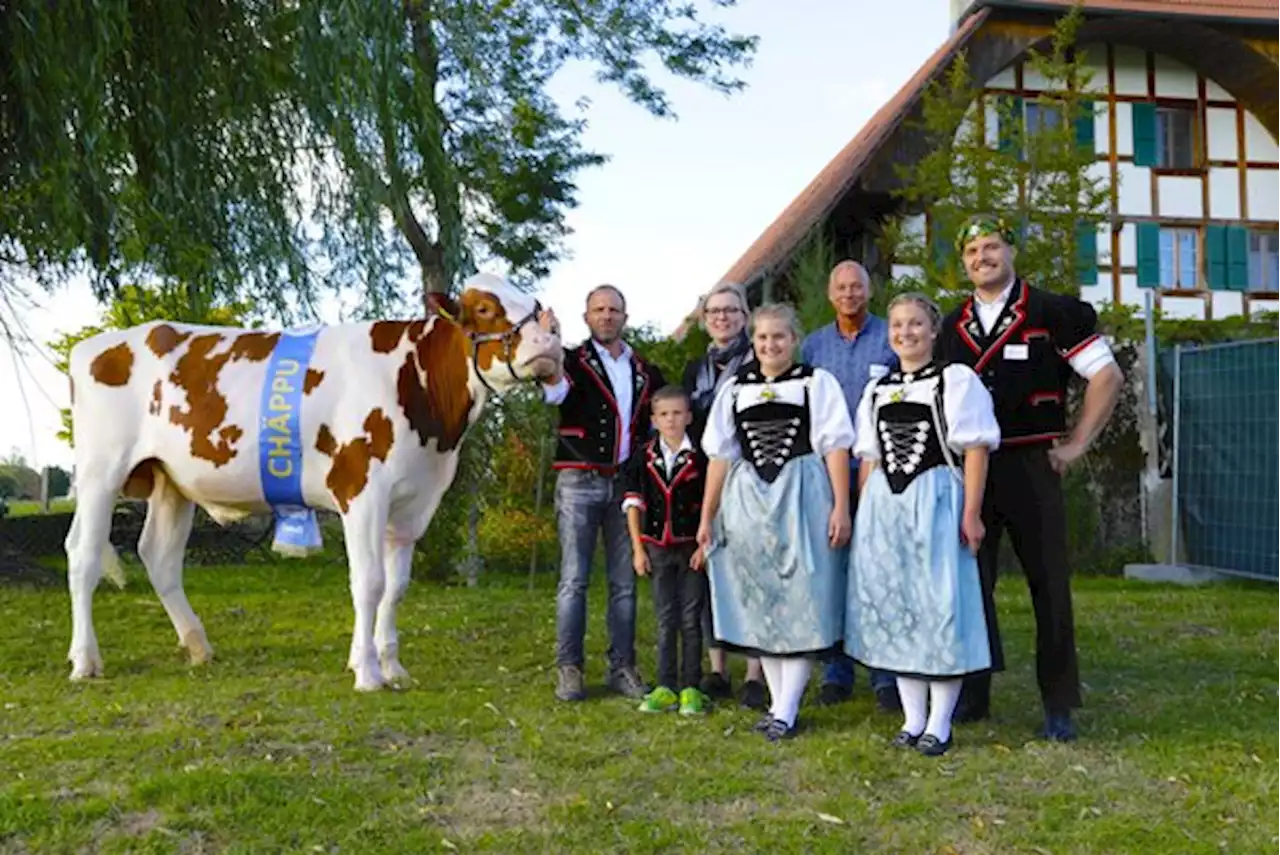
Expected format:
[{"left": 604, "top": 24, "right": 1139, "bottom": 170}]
[
  {"left": 871, "top": 363, "right": 951, "bottom": 495},
  {"left": 732, "top": 364, "right": 815, "bottom": 484},
  {"left": 622, "top": 439, "right": 706, "bottom": 546},
  {"left": 552, "top": 343, "right": 663, "bottom": 473}
]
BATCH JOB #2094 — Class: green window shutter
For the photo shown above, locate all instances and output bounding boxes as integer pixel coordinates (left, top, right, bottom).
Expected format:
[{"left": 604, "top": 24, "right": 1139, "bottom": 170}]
[
  {"left": 1076, "top": 221, "right": 1098, "bottom": 285},
  {"left": 1226, "top": 225, "right": 1250, "bottom": 290},
  {"left": 930, "top": 224, "right": 953, "bottom": 269},
  {"left": 1205, "top": 224, "right": 1228, "bottom": 289},
  {"left": 1075, "top": 99, "right": 1096, "bottom": 155},
  {"left": 1136, "top": 222, "right": 1161, "bottom": 287},
  {"left": 1132, "top": 102, "right": 1157, "bottom": 167},
  {"left": 997, "top": 95, "right": 1023, "bottom": 155}
]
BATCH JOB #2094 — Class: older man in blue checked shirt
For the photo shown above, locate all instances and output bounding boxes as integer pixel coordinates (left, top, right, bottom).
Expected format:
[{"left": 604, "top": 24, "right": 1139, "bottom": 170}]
[{"left": 800, "top": 259, "right": 902, "bottom": 712}]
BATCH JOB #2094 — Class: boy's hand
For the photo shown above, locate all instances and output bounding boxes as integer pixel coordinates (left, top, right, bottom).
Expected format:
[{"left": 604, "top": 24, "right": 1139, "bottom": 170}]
[
  {"left": 689, "top": 547, "right": 705, "bottom": 572},
  {"left": 632, "top": 549, "right": 650, "bottom": 577}
]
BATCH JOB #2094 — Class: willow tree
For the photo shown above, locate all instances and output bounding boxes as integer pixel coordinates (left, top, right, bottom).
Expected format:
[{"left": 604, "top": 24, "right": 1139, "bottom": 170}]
[{"left": 1, "top": 1, "right": 758, "bottom": 321}]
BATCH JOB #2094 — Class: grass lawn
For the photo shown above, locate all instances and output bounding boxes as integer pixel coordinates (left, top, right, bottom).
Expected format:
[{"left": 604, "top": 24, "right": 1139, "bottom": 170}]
[
  {"left": 4, "top": 498, "right": 76, "bottom": 517},
  {"left": 1, "top": 561, "right": 1275, "bottom": 854}
]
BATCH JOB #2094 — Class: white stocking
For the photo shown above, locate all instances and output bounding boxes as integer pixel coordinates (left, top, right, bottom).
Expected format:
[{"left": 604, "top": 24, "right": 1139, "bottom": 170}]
[
  {"left": 760, "top": 656, "right": 785, "bottom": 717},
  {"left": 773, "top": 658, "right": 811, "bottom": 727},
  {"left": 897, "top": 676, "right": 929, "bottom": 736},
  {"left": 926, "top": 679, "right": 962, "bottom": 743}
]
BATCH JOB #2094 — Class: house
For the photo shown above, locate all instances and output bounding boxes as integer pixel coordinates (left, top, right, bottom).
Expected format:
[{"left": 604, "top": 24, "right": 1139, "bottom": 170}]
[{"left": 710, "top": 0, "right": 1278, "bottom": 321}]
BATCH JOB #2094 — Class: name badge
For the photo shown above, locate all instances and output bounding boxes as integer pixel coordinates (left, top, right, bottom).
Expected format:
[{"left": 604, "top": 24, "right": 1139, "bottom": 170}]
[
  {"left": 869, "top": 363, "right": 889, "bottom": 378},
  {"left": 1004, "top": 344, "right": 1029, "bottom": 361}
]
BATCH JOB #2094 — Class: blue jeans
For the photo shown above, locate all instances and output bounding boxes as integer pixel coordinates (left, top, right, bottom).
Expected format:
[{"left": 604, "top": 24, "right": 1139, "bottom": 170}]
[
  {"left": 554, "top": 469, "right": 636, "bottom": 671},
  {"left": 824, "top": 651, "right": 896, "bottom": 691}
]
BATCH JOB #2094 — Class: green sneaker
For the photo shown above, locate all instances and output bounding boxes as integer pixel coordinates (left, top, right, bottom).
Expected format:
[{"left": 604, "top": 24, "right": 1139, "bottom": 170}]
[
  {"left": 638, "top": 686, "right": 679, "bottom": 713},
  {"left": 679, "top": 687, "right": 709, "bottom": 716}
]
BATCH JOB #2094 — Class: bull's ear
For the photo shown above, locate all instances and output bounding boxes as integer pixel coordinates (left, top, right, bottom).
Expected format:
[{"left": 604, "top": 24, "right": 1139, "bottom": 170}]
[{"left": 426, "top": 291, "right": 460, "bottom": 321}]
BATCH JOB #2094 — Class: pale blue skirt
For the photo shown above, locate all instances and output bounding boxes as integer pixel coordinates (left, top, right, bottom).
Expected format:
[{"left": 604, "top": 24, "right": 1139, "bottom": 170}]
[
  {"left": 844, "top": 466, "right": 992, "bottom": 678},
  {"left": 705, "top": 454, "right": 845, "bottom": 657}
]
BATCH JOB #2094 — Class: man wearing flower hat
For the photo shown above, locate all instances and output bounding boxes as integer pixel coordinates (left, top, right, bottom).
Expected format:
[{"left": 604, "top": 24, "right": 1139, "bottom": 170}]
[{"left": 937, "top": 214, "right": 1124, "bottom": 742}]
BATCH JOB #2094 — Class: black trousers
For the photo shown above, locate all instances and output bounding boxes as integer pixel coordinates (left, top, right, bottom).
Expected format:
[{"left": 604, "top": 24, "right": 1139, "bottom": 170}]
[
  {"left": 961, "top": 443, "right": 1081, "bottom": 715},
  {"left": 647, "top": 542, "right": 706, "bottom": 691}
]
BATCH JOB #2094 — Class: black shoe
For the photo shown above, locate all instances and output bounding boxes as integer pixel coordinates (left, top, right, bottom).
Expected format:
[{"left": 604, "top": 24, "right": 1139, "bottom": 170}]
[
  {"left": 739, "top": 679, "right": 767, "bottom": 711},
  {"left": 916, "top": 734, "right": 953, "bottom": 756},
  {"left": 700, "top": 671, "right": 732, "bottom": 699},
  {"left": 891, "top": 730, "right": 921, "bottom": 749},
  {"left": 1040, "top": 711, "right": 1078, "bottom": 743},
  {"left": 762, "top": 717, "right": 798, "bottom": 742},
  {"left": 874, "top": 685, "right": 902, "bottom": 713},
  {"left": 815, "top": 682, "right": 853, "bottom": 706}
]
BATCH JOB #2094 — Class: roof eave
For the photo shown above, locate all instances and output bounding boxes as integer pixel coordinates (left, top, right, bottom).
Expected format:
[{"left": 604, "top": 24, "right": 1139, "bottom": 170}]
[{"left": 960, "top": 0, "right": 1278, "bottom": 29}]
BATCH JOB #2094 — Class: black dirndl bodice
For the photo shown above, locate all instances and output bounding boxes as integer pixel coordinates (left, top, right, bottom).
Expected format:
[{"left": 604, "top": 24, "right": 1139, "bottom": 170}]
[
  {"left": 873, "top": 363, "right": 950, "bottom": 495},
  {"left": 732, "top": 365, "right": 814, "bottom": 484}
]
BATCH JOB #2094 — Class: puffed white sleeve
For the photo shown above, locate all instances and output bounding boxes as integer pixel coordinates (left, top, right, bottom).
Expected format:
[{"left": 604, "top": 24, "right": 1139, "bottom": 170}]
[
  {"left": 942, "top": 364, "right": 1001, "bottom": 453},
  {"left": 700, "top": 376, "right": 742, "bottom": 461},
  {"left": 852, "top": 381, "right": 880, "bottom": 461},
  {"left": 809, "top": 368, "right": 857, "bottom": 456}
]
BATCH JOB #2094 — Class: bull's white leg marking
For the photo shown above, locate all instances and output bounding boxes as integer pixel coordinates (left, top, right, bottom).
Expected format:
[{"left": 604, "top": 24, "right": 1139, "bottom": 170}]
[
  {"left": 65, "top": 479, "right": 124, "bottom": 680},
  {"left": 375, "top": 536, "right": 416, "bottom": 685},
  {"left": 138, "top": 468, "right": 211, "bottom": 666},
  {"left": 342, "top": 496, "right": 390, "bottom": 692}
]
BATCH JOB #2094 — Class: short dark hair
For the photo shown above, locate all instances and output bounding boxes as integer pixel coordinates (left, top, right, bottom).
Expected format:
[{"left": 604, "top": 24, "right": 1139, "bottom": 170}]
[
  {"left": 585, "top": 284, "right": 627, "bottom": 312},
  {"left": 651, "top": 384, "right": 690, "bottom": 408}
]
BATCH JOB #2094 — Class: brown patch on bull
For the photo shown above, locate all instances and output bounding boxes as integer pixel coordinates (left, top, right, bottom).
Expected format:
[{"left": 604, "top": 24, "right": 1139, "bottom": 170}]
[
  {"left": 459, "top": 290, "right": 516, "bottom": 372},
  {"left": 167, "top": 332, "right": 280, "bottom": 467},
  {"left": 145, "top": 324, "right": 192, "bottom": 357},
  {"left": 148, "top": 381, "right": 163, "bottom": 416},
  {"left": 407, "top": 319, "right": 426, "bottom": 341},
  {"left": 89, "top": 342, "right": 134, "bottom": 387},
  {"left": 314, "top": 408, "right": 395, "bottom": 513},
  {"left": 364, "top": 408, "right": 394, "bottom": 461},
  {"left": 304, "top": 368, "right": 325, "bottom": 395},
  {"left": 396, "top": 317, "right": 473, "bottom": 453},
  {"left": 218, "top": 424, "right": 243, "bottom": 445},
  {"left": 227, "top": 331, "right": 280, "bottom": 362},
  {"left": 122, "top": 459, "right": 159, "bottom": 499},
  {"left": 370, "top": 321, "right": 411, "bottom": 353}
]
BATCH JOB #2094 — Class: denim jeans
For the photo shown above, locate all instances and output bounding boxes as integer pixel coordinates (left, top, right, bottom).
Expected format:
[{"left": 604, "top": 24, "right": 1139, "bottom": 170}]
[
  {"left": 646, "top": 542, "right": 705, "bottom": 691},
  {"left": 554, "top": 468, "right": 636, "bottom": 671}
]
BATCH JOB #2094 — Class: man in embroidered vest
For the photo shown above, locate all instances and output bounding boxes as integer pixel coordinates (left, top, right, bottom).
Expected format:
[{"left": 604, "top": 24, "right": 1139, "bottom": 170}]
[
  {"left": 539, "top": 285, "right": 667, "bottom": 703},
  {"left": 800, "top": 260, "right": 902, "bottom": 713},
  {"left": 938, "top": 215, "right": 1123, "bottom": 742}
]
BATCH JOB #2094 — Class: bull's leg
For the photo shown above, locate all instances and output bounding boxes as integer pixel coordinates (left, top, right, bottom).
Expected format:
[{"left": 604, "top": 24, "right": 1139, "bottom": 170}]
[
  {"left": 341, "top": 499, "right": 389, "bottom": 692},
  {"left": 137, "top": 469, "right": 209, "bottom": 666},
  {"left": 375, "top": 535, "right": 416, "bottom": 685},
  {"left": 64, "top": 485, "right": 120, "bottom": 679}
]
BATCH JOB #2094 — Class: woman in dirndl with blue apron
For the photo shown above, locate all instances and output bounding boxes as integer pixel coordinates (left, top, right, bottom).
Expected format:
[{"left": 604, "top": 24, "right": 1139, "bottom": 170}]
[
  {"left": 843, "top": 292, "right": 1001, "bottom": 757},
  {"left": 697, "top": 303, "right": 855, "bottom": 742}
]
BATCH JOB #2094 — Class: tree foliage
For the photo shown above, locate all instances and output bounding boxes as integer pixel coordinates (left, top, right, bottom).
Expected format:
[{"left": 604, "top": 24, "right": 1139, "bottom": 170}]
[
  {"left": 2, "top": 1, "right": 758, "bottom": 321},
  {"left": 881, "top": 5, "right": 1108, "bottom": 309}
]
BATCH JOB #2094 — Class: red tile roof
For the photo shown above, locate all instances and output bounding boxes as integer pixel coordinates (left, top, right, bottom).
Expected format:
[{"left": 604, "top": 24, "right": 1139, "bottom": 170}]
[
  {"left": 968, "top": 0, "right": 1276, "bottom": 23},
  {"left": 717, "top": 10, "right": 990, "bottom": 288}
]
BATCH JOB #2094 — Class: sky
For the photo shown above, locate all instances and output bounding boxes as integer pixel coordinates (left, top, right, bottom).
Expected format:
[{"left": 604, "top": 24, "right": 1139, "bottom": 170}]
[{"left": 0, "top": 0, "right": 953, "bottom": 470}]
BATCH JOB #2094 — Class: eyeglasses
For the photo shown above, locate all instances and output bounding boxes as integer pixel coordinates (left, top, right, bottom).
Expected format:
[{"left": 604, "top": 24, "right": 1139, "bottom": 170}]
[{"left": 704, "top": 307, "right": 743, "bottom": 317}]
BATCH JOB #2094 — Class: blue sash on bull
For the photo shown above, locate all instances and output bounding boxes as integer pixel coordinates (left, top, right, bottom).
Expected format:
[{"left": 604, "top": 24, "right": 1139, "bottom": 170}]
[{"left": 257, "top": 328, "right": 324, "bottom": 557}]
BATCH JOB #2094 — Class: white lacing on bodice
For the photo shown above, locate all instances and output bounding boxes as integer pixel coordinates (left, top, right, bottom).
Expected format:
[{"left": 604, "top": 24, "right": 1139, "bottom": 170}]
[
  {"left": 742, "top": 416, "right": 802, "bottom": 469},
  {"left": 879, "top": 418, "right": 932, "bottom": 476}
]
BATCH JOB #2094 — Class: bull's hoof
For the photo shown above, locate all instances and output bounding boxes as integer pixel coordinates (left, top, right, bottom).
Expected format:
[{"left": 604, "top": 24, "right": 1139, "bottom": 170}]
[
  {"left": 68, "top": 650, "right": 104, "bottom": 680},
  {"left": 182, "top": 628, "right": 214, "bottom": 666},
  {"left": 380, "top": 658, "right": 412, "bottom": 686},
  {"left": 352, "top": 657, "right": 386, "bottom": 692}
]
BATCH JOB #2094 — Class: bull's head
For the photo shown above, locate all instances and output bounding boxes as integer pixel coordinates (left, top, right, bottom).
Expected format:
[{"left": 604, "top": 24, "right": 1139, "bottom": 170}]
[{"left": 429, "top": 273, "right": 563, "bottom": 394}]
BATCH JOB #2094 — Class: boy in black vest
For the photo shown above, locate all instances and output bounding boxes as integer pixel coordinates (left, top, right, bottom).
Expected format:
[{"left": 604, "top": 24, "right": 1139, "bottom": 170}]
[
  {"left": 621, "top": 385, "right": 710, "bottom": 716},
  {"left": 938, "top": 214, "right": 1123, "bottom": 743}
]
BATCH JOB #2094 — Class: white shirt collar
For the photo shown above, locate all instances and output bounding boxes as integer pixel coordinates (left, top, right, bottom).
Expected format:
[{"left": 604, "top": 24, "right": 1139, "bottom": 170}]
[
  {"left": 974, "top": 276, "right": 1016, "bottom": 308},
  {"left": 591, "top": 337, "right": 632, "bottom": 362},
  {"left": 659, "top": 435, "right": 693, "bottom": 459}
]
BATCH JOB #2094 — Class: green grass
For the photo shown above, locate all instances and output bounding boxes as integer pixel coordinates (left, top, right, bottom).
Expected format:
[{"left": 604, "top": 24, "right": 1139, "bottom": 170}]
[
  {"left": 4, "top": 498, "right": 76, "bottom": 517},
  {"left": 1, "top": 563, "right": 1275, "bottom": 854}
]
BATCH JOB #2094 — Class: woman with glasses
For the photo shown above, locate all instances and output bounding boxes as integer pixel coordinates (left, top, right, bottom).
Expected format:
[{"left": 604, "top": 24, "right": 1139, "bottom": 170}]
[{"left": 679, "top": 282, "right": 768, "bottom": 711}]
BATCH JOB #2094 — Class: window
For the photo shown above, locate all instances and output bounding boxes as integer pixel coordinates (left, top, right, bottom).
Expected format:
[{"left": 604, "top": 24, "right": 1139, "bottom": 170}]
[
  {"left": 1155, "top": 107, "right": 1195, "bottom": 169},
  {"left": 1248, "top": 231, "right": 1279, "bottom": 294},
  {"left": 1158, "top": 227, "right": 1198, "bottom": 289},
  {"left": 1025, "top": 103, "right": 1063, "bottom": 136}
]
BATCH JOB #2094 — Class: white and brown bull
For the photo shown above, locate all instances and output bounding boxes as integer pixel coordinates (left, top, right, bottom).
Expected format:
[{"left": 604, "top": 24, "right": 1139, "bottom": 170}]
[{"left": 63, "top": 273, "right": 562, "bottom": 691}]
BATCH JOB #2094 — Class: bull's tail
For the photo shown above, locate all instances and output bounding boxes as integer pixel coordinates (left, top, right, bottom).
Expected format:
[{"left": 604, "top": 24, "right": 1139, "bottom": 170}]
[{"left": 102, "top": 543, "right": 126, "bottom": 590}]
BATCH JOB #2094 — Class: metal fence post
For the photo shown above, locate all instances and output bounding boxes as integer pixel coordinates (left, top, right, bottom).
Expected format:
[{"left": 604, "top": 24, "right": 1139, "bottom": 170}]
[{"left": 1170, "top": 343, "right": 1182, "bottom": 566}]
